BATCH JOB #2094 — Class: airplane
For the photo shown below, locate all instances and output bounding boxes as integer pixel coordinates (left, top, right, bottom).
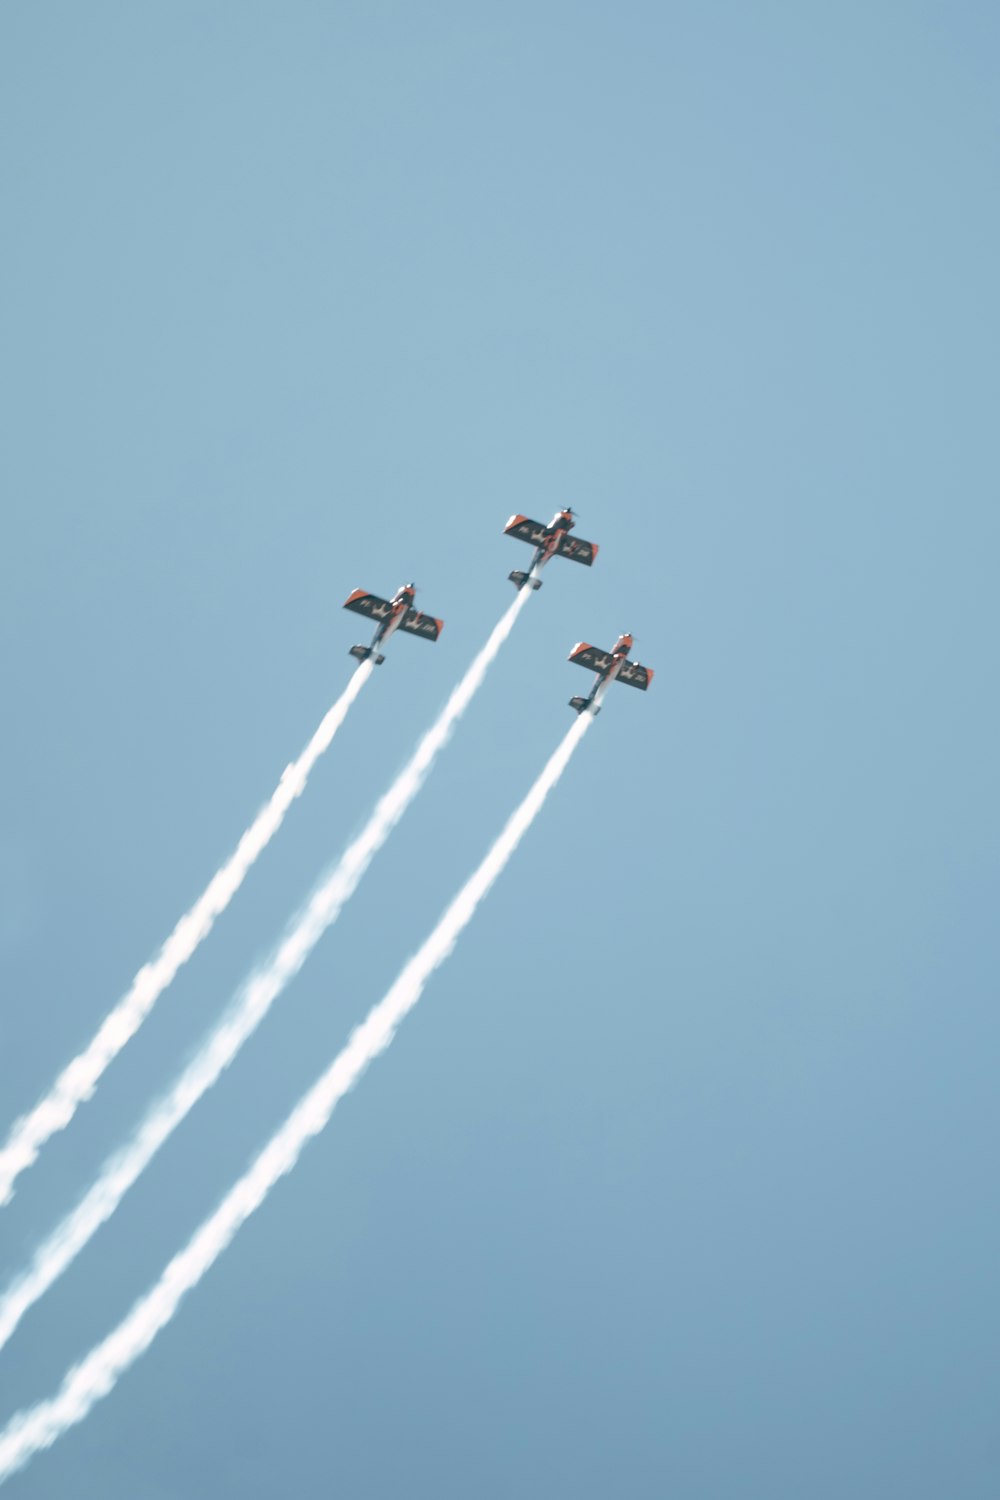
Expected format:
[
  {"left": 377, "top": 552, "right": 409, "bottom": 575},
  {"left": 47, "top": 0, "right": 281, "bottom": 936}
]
[
  {"left": 343, "top": 583, "right": 443, "bottom": 665},
  {"left": 567, "top": 633, "right": 654, "bottom": 715},
  {"left": 503, "top": 508, "right": 599, "bottom": 590}
]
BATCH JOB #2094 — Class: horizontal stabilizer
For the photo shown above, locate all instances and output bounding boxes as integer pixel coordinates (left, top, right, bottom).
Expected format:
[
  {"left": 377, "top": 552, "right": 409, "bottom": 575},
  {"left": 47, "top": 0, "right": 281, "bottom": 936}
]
[
  {"left": 349, "top": 645, "right": 385, "bottom": 665},
  {"left": 509, "top": 570, "right": 542, "bottom": 591},
  {"left": 569, "top": 696, "right": 590, "bottom": 714}
]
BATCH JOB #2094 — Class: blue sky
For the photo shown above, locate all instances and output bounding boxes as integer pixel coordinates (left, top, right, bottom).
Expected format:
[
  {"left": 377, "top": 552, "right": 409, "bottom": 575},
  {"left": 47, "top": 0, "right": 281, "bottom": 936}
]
[{"left": 1, "top": 3, "right": 998, "bottom": 1495}]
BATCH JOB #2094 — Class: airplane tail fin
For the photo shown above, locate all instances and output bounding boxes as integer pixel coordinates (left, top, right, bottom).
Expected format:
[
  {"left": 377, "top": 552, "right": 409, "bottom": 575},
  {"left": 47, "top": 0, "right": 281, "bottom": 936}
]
[{"left": 509, "top": 570, "right": 543, "bottom": 592}]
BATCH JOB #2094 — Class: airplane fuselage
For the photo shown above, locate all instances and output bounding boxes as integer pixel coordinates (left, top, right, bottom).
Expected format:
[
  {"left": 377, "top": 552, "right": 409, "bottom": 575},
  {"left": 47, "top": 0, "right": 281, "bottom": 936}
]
[
  {"left": 372, "top": 585, "right": 416, "bottom": 648},
  {"left": 527, "top": 510, "right": 576, "bottom": 582},
  {"left": 584, "top": 650, "right": 626, "bottom": 713}
]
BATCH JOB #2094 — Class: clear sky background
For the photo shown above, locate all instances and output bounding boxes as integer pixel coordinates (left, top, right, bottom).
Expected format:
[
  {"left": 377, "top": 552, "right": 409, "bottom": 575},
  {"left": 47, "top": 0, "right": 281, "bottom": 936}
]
[{"left": 1, "top": 3, "right": 998, "bottom": 1496}]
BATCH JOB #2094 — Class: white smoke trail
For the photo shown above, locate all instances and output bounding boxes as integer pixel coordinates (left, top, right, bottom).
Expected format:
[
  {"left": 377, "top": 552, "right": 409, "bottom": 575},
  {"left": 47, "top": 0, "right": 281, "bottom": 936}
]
[
  {"left": 0, "top": 590, "right": 530, "bottom": 1353},
  {"left": 0, "top": 711, "right": 590, "bottom": 1483},
  {"left": 0, "top": 665, "right": 374, "bottom": 1208}
]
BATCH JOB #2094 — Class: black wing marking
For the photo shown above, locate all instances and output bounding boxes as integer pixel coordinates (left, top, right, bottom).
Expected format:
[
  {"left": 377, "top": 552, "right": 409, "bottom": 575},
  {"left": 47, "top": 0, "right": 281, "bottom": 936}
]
[
  {"left": 617, "top": 659, "right": 653, "bottom": 691},
  {"left": 400, "top": 608, "right": 443, "bottom": 642},
  {"left": 504, "top": 514, "right": 550, "bottom": 546},
  {"left": 343, "top": 589, "right": 393, "bottom": 621},
  {"left": 556, "top": 533, "right": 598, "bottom": 567},
  {"left": 568, "top": 643, "right": 613, "bottom": 674}
]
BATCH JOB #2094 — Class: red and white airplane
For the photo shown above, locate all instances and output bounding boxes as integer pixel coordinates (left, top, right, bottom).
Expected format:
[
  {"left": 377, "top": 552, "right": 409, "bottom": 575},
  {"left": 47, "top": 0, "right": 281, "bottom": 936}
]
[
  {"left": 567, "top": 633, "right": 654, "bottom": 715},
  {"left": 343, "top": 583, "right": 443, "bottom": 665},
  {"left": 504, "top": 508, "right": 599, "bottom": 590}
]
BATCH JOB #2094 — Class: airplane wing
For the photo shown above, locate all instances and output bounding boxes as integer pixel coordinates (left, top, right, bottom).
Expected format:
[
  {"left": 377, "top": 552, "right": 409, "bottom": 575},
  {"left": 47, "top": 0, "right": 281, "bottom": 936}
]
[
  {"left": 504, "top": 514, "right": 549, "bottom": 546},
  {"left": 568, "top": 643, "right": 611, "bottom": 673},
  {"left": 617, "top": 659, "right": 654, "bottom": 690},
  {"left": 555, "top": 533, "right": 598, "bottom": 567},
  {"left": 400, "top": 608, "right": 443, "bottom": 642},
  {"left": 343, "top": 588, "right": 393, "bottom": 621}
]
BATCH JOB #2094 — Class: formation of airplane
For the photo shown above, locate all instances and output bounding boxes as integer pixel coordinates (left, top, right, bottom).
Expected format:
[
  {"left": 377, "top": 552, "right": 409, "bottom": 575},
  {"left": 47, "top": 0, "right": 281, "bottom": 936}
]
[
  {"left": 503, "top": 508, "right": 598, "bottom": 590},
  {"left": 343, "top": 583, "right": 443, "bottom": 665},
  {"left": 341, "top": 514, "right": 655, "bottom": 712}
]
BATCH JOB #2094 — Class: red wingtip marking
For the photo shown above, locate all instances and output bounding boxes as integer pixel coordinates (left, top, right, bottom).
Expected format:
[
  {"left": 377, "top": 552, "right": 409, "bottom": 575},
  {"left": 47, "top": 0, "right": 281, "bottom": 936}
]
[
  {"left": 590, "top": 542, "right": 600, "bottom": 561},
  {"left": 434, "top": 618, "right": 444, "bottom": 636},
  {"left": 504, "top": 514, "right": 528, "bottom": 533},
  {"left": 568, "top": 641, "right": 592, "bottom": 659},
  {"left": 344, "top": 588, "right": 368, "bottom": 607},
  {"left": 645, "top": 668, "right": 654, "bottom": 687}
]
